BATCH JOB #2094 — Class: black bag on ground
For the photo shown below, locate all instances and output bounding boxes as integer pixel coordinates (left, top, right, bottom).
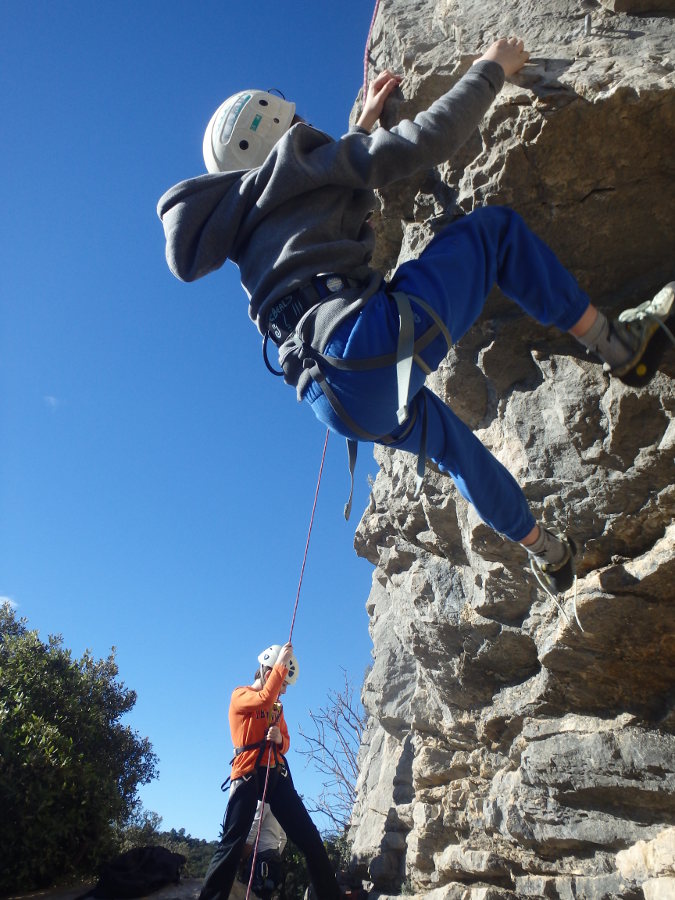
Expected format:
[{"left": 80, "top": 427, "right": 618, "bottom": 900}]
[{"left": 80, "top": 846, "right": 186, "bottom": 899}]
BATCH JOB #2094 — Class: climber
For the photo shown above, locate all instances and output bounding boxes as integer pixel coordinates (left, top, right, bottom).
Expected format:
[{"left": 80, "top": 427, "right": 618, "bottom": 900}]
[
  {"left": 157, "top": 37, "right": 674, "bottom": 597},
  {"left": 198, "top": 643, "right": 341, "bottom": 900}
]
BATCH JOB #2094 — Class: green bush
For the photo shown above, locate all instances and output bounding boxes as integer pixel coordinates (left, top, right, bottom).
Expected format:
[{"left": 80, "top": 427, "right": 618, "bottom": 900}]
[{"left": 0, "top": 602, "right": 158, "bottom": 892}]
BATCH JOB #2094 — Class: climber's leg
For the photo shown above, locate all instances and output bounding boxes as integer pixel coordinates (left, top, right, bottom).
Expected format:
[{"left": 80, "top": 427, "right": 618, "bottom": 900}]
[
  {"left": 390, "top": 207, "right": 674, "bottom": 384},
  {"left": 304, "top": 208, "right": 592, "bottom": 439},
  {"left": 388, "top": 387, "right": 536, "bottom": 541},
  {"left": 385, "top": 389, "right": 579, "bottom": 591},
  {"left": 390, "top": 206, "right": 590, "bottom": 351},
  {"left": 303, "top": 289, "right": 430, "bottom": 440}
]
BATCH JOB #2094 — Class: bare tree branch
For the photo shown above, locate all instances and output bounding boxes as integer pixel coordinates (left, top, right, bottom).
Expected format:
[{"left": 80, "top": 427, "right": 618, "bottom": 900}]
[{"left": 297, "top": 669, "right": 368, "bottom": 832}]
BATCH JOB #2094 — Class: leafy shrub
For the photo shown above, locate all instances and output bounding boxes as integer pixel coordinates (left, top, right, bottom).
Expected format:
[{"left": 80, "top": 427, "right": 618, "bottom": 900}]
[{"left": 0, "top": 603, "right": 158, "bottom": 892}]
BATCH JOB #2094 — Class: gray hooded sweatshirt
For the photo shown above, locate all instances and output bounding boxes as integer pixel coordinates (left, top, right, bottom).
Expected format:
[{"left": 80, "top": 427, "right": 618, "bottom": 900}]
[{"left": 157, "top": 61, "right": 504, "bottom": 388}]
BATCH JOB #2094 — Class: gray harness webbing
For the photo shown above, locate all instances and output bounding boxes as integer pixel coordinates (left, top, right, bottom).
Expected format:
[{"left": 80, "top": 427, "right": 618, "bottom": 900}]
[{"left": 288, "top": 291, "right": 453, "bottom": 519}]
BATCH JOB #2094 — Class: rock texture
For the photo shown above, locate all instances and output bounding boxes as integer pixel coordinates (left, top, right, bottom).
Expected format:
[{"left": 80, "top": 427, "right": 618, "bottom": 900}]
[
  {"left": 616, "top": 828, "right": 675, "bottom": 899},
  {"left": 347, "top": 2, "right": 675, "bottom": 898}
]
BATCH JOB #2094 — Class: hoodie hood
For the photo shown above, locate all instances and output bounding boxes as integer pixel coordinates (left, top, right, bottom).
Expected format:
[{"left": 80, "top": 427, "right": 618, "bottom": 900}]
[{"left": 157, "top": 170, "right": 253, "bottom": 283}]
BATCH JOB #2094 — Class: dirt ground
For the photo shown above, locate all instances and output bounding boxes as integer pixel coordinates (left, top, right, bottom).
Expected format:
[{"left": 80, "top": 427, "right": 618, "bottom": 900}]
[{"left": 3, "top": 879, "right": 253, "bottom": 900}]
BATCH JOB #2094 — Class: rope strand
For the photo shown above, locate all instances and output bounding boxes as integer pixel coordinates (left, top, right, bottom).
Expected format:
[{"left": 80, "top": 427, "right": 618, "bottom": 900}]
[
  {"left": 245, "top": 429, "right": 329, "bottom": 899},
  {"left": 288, "top": 428, "right": 329, "bottom": 642},
  {"left": 244, "top": 758, "right": 274, "bottom": 900}
]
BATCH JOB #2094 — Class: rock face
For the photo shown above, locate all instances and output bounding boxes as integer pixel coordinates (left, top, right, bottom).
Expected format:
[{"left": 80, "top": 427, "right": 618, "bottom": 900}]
[{"left": 347, "top": 2, "right": 675, "bottom": 898}]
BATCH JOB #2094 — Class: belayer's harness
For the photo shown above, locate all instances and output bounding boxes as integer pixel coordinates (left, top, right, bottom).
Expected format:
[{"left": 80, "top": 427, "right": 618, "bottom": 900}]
[
  {"left": 221, "top": 705, "right": 288, "bottom": 792},
  {"left": 263, "top": 274, "right": 453, "bottom": 518},
  {"left": 220, "top": 740, "right": 288, "bottom": 792}
]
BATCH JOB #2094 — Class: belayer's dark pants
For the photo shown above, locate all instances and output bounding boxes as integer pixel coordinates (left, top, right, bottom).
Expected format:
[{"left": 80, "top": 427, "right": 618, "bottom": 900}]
[{"left": 199, "top": 765, "right": 340, "bottom": 900}]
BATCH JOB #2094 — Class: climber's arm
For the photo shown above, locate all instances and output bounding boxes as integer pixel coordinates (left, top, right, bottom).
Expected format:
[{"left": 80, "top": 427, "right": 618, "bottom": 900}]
[
  {"left": 356, "top": 69, "right": 403, "bottom": 132},
  {"left": 473, "top": 37, "right": 529, "bottom": 77},
  {"left": 355, "top": 38, "right": 527, "bottom": 134}
]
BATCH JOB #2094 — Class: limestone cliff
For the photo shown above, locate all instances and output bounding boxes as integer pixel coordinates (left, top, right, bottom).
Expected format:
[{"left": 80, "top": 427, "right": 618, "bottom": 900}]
[{"left": 347, "top": 2, "right": 675, "bottom": 898}]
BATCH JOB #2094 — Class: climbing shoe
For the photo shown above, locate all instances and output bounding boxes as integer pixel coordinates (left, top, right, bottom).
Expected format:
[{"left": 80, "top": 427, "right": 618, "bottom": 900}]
[
  {"left": 529, "top": 534, "right": 578, "bottom": 596},
  {"left": 608, "top": 282, "right": 675, "bottom": 387}
]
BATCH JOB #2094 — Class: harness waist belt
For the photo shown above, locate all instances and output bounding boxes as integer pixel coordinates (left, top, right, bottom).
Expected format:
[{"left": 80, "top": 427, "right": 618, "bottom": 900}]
[{"left": 266, "top": 274, "right": 360, "bottom": 346}]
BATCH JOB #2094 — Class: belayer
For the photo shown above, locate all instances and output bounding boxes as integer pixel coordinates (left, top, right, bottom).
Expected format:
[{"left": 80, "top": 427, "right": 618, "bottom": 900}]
[
  {"left": 158, "top": 37, "right": 674, "bottom": 597},
  {"left": 199, "top": 642, "right": 342, "bottom": 900}
]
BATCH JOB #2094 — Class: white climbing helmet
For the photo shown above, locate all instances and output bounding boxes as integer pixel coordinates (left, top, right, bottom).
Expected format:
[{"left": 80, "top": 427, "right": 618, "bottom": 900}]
[
  {"left": 257, "top": 644, "right": 299, "bottom": 686},
  {"left": 203, "top": 90, "right": 296, "bottom": 173}
]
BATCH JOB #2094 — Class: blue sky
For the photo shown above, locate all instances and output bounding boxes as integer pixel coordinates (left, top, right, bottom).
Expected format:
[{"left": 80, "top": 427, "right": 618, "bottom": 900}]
[{"left": 2, "top": 1, "right": 384, "bottom": 840}]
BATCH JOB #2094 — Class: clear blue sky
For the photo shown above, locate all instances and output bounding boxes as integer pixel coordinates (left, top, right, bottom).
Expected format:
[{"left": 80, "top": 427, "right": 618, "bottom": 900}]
[{"left": 2, "top": 0, "right": 383, "bottom": 841}]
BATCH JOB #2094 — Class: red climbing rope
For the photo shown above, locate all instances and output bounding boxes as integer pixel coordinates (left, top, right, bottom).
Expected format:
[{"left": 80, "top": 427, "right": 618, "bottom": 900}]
[
  {"left": 363, "top": 0, "right": 382, "bottom": 101},
  {"left": 245, "top": 757, "right": 274, "bottom": 900},
  {"left": 288, "top": 428, "right": 329, "bottom": 642},
  {"left": 244, "top": 429, "right": 330, "bottom": 900}
]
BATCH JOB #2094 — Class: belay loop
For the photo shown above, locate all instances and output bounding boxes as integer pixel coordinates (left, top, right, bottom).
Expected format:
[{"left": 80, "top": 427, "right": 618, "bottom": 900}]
[{"left": 262, "top": 332, "right": 285, "bottom": 376}]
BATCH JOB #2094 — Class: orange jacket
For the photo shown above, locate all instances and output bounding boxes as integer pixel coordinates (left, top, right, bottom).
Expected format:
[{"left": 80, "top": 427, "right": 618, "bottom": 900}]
[{"left": 229, "top": 663, "right": 291, "bottom": 781}]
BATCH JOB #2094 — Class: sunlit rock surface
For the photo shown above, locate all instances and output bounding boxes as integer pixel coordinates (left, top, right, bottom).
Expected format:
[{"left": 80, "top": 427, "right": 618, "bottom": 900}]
[{"left": 347, "top": 2, "right": 675, "bottom": 897}]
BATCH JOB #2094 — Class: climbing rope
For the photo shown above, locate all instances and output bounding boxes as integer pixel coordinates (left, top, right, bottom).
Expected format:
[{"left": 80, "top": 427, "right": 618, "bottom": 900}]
[
  {"left": 643, "top": 312, "right": 675, "bottom": 349},
  {"left": 530, "top": 564, "right": 583, "bottom": 632},
  {"left": 288, "top": 428, "right": 330, "bottom": 642},
  {"left": 244, "top": 755, "right": 275, "bottom": 900},
  {"left": 363, "top": 0, "right": 382, "bottom": 101},
  {"left": 244, "top": 428, "right": 330, "bottom": 900}
]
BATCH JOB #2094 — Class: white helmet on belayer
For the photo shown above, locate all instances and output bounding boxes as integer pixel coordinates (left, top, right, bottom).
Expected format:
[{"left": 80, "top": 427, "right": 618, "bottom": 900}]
[
  {"left": 258, "top": 644, "right": 299, "bottom": 686},
  {"left": 203, "top": 90, "right": 296, "bottom": 173}
]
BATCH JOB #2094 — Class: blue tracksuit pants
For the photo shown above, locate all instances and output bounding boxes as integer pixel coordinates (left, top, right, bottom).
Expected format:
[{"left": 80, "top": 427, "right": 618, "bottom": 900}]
[{"left": 304, "top": 207, "right": 590, "bottom": 542}]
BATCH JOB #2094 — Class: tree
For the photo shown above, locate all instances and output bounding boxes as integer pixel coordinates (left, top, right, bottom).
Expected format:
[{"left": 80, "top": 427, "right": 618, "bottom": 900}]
[
  {"left": 297, "top": 669, "right": 368, "bottom": 833},
  {"left": 0, "top": 602, "right": 158, "bottom": 892}
]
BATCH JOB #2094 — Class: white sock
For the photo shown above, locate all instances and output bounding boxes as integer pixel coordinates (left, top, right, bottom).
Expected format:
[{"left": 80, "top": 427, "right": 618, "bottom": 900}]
[
  {"left": 575, "top": 311, "right": 633, "bottom": 368},
  {"left": 526, "top": 526, "right": 566, "bottom": 566}
]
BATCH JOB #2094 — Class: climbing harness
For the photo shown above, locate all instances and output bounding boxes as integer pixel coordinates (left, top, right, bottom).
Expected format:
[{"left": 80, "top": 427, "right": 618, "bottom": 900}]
[
  {"left": 275, "top": 288, "right": 453, "bottom": 518},
  {"left": 220, "top": 741, "right": 286, "bottom": 793},
  {"left": 262, "top": 274, "right": 361, "bottom": 374}
]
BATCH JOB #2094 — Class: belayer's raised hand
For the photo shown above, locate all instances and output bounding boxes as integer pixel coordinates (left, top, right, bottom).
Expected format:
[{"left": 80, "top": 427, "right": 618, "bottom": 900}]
[
  {"left": 476, "top": 37, "right": 529, "bottom": 77},
  {"left": 357, "top": 69, "right": 403, "bottom": 131},
  {"left": 277, "top": 642, "right": 294, "bottom": 668}
]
